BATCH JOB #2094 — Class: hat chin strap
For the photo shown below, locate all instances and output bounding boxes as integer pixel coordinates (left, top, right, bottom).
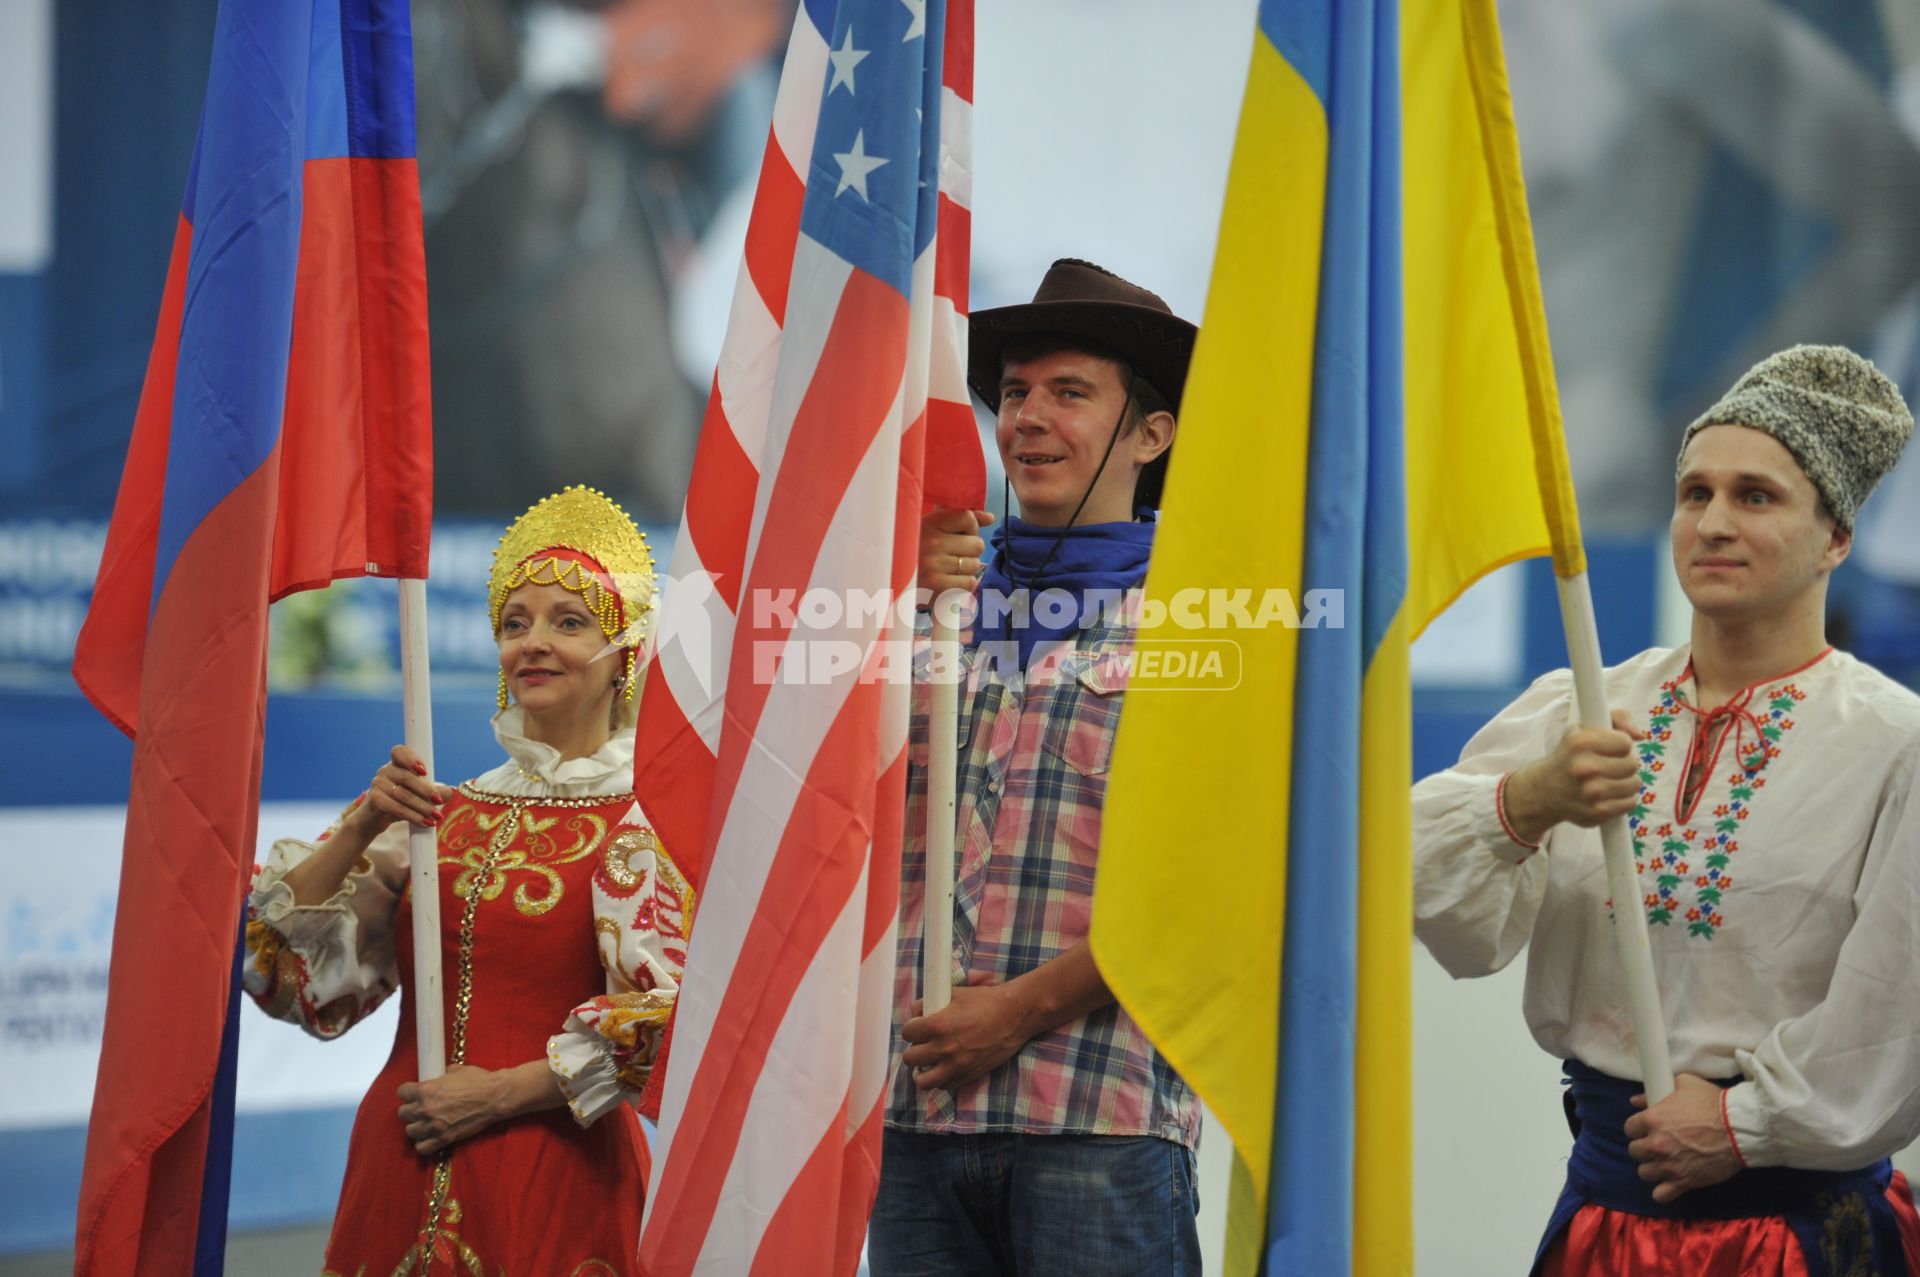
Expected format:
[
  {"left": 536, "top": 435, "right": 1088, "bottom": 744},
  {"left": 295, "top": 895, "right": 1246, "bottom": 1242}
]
[{"left": 1006, "top": 365, "right": 1138, "bottom": 592}]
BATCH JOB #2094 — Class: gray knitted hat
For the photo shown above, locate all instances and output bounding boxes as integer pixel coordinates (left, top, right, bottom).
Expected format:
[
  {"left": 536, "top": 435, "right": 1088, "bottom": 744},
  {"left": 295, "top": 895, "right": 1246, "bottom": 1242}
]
[{"left": 1677, "top": 344, "right": 1913, "bottom": 531}]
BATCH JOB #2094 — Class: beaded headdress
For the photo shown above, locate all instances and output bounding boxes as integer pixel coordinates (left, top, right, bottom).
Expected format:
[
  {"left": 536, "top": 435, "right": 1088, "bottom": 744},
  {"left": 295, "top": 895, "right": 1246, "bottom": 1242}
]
[{"left": 489, "top": 486, "right": 656, "bottom": 711}]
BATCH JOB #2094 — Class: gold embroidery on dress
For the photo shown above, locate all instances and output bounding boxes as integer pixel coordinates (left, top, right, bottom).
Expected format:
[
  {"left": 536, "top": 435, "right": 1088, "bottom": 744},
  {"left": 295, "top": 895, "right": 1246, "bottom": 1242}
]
[
  {"left": 415, "top": 800, "right": 519, "bottom": 1272},
  {"left": 509, "top": 811, "right": 608, "bottom": 915},
  {"left": 440, "top": 794, "right": 612, "bottom": 917},
  {"left": 244, "top": 918, "right": 300, "bottom": 1019},
  {"left": 655, "top": 844, "right": 696, "bottom": 923},
  {"left": 594, "top": 915, "right": 623, "bottom": 949},
  {"left": 391, "top": 1195, "right": 486, "bottom": 1277},
  {"left": 1817, "top": 1190, "right": 1875, "bottom": 1277},
  {"left": 521, "top": 810, "right": 608, "bottom": 865},
  {"left": 437, "top": 805, "right": 532, "bottom": 910},
  {"left": 595, "top": 990, "right": 675, "bottom": 1090},
  {"left": 566, "top": 1261, "right": 623, "bottom": 1276},
  {"left": 602, "top": 827, "right": 656, "bottom": 889}
]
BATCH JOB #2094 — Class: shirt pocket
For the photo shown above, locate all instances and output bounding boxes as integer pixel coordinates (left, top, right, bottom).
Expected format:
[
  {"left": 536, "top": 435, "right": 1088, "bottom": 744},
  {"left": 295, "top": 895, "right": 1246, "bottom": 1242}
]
[{"left": 1040, "top": 653, "right": 1129, "bottom": 778}]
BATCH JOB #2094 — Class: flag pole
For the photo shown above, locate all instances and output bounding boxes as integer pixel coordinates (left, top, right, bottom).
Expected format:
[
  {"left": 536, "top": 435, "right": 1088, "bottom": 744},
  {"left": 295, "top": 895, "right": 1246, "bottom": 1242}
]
[
  {"left": 1556, "top": 571, "right": 1674, "bottom": 1102},
  {"left": 1455, "top": 0, "right": 1677, "bottom": 1105},
  {"left": 398, "top": 578, "right": 447, "bottom": 1078},
  {"left": 921, "top": 598, "right": 962, "bottom": 1015}
]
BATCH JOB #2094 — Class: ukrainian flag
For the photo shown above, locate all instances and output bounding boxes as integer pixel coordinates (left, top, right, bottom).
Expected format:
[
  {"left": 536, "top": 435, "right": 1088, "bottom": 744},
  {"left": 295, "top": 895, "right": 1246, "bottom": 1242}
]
[{"left": 1090, "top": 1, "right": 1582, "bottom": 1273}]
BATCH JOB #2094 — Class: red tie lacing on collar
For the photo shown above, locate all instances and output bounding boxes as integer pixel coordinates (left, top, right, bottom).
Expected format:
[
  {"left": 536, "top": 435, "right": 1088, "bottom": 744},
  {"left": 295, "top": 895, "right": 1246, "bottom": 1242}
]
[{"left": 1670, "top": 686, "right": 1770, "bottom": 824}]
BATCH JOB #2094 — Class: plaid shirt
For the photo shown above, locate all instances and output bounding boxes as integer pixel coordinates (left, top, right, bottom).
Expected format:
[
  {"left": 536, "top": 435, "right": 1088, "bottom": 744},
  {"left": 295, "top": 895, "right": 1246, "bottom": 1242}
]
[{"left": 886, "top": 596, "right": 1200, "bottom": 1147}]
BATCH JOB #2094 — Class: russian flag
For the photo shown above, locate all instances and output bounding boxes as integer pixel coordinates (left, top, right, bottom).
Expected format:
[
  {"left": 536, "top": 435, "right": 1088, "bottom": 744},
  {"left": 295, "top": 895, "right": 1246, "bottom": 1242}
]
[{"left": 69, "top": 0, "right": 431, "bottom": 1271}]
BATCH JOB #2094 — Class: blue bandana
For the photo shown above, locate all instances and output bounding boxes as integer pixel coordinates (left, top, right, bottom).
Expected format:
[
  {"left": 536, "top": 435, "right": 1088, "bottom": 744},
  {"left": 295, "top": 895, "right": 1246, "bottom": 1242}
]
[{"left": 969, "top": 516, "right": 1156, "bottom": 667}]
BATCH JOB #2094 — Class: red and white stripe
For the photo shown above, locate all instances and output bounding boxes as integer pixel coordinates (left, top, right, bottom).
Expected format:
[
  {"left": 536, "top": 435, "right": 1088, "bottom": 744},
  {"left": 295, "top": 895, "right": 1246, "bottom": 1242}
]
[{"left": 634, "top": 2, "right": 980, "bottom": 1273}]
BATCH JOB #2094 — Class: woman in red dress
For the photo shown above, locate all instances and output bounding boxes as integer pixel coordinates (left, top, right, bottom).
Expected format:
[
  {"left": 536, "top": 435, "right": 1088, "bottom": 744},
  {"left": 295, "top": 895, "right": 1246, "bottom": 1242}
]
[{"left": 244, "top": 487, "right": 692, "bottom": 1275}]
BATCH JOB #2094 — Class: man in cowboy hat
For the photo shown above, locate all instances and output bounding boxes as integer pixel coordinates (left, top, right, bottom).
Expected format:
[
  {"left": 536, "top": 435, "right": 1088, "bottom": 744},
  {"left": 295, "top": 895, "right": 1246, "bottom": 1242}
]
[
  {"left": 1413, "top": 345, "right": 1920, "bottom": 1273},
  {"left": 868, "top": 259, "right": 1203, "bottom": 1275}
]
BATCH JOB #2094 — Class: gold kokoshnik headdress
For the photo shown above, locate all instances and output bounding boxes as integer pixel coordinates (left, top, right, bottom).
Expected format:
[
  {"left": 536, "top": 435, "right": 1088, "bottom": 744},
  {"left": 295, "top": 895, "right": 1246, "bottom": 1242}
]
[{"left": 489, "top": 486, "right": 657, "bottom": 711}]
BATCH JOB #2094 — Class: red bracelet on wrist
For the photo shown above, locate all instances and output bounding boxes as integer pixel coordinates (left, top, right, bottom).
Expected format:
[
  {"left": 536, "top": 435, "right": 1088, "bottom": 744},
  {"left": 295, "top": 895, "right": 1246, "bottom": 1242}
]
[{"left": 1495, "top": 772, "right": 1542, "bottom": 852}]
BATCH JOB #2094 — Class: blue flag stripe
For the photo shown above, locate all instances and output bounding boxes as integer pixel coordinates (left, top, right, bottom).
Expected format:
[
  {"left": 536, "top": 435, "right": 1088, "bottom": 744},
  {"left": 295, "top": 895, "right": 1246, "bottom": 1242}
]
[
  {"left": 1362, "top": 0, "right": 1408, "bottom": 665},
  {"left": 306, "top": 0, "right": 350, "bottom": 159},
  {"left": 339, "top": 0, "right": 419, "bottom": 159},
  {"left": 152, "top": 0, "right": 309, "bottom": 612},
  {"left": 1267, "top": 0, "right": 1406, "bottom": 1269},
  {"left": 1258, "top": 0, "right": 1332, "bottom": 108}
]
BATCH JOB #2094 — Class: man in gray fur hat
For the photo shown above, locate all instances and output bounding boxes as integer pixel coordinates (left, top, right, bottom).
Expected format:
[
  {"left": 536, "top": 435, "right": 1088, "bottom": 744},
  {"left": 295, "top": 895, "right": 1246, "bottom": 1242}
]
[{"left": 1414, "top": 345, "right": 1920, "bottom": 1272}]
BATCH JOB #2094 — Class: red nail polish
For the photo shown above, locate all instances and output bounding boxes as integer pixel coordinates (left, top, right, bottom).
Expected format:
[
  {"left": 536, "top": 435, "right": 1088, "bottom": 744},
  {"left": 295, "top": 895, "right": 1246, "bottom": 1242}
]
[{"left": 413, "top": 762, "right": 428, "bottom": 776}]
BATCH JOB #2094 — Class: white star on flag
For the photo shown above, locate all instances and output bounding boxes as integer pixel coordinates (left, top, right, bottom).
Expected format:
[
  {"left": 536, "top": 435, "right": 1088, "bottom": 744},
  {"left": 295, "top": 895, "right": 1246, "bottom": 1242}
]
[
  {"left": 833, "top": 129, "right": 887, "bottom": 199},
  {"left": 827, "top": 28, "right": 870, "bottom": 96},
  {"left": 899, "top": 0, "right": 926, "bottom": 41}
]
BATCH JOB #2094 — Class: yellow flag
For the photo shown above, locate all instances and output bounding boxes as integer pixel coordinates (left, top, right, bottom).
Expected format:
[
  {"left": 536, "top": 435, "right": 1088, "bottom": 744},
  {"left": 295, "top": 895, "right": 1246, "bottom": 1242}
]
[{"left": 1091, "top": 2, "right": 1583, "bottom": 1273}]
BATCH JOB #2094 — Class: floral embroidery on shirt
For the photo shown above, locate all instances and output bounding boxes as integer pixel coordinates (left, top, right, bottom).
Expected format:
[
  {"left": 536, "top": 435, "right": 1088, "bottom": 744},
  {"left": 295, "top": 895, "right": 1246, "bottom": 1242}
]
[{"left": 1621, "top": 678, "right": 1805, "bottom": 938}]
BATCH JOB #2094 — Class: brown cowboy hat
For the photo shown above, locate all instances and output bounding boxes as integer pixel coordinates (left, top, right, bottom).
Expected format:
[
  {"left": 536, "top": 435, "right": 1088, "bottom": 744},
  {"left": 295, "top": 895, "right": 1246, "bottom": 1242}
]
[{"left": 967, "top": 258, "right": 1198, "bottom": 414}]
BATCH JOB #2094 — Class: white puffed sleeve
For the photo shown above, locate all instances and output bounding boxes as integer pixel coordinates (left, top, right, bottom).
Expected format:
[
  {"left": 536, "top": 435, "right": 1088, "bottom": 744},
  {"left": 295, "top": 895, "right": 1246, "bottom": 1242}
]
[
  {"left": 243, "top": 802, "right": 408, "bottom": 1039},
  {"left": 1722, "top": 740, "right": 1920, "bottom": 1169},
  {"left": 1413, "top": 671, "right": 1573, "bottom": 979},
  {"left": 546, "top": 823, "right": 693, "bottom": 1126}
]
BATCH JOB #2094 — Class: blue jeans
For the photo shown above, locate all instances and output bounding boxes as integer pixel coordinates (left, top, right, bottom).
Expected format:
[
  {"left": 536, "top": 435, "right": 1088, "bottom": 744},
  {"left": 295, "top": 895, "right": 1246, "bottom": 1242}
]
[{"left": 868, "top": 1129, "right": 1201, "bottom": 1277}]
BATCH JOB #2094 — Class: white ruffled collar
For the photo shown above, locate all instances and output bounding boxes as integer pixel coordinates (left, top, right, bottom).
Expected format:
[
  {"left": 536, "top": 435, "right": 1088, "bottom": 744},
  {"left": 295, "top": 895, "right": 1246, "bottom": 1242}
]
[{"left": 471, "top": 706, "right": 636, "bottom": 797}]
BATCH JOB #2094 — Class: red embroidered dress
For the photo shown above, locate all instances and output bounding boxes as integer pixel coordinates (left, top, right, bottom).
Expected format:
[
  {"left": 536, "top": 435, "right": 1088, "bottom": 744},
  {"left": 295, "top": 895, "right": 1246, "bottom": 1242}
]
[{"left": 245, "top": 716, "right": 691, "bottom": 1275}]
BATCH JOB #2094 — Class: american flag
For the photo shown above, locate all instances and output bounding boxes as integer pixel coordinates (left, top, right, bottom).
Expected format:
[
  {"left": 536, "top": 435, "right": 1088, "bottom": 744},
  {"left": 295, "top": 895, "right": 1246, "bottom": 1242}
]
[{"left": 634, "top": 0, "right": 982, "bottom": 1271}]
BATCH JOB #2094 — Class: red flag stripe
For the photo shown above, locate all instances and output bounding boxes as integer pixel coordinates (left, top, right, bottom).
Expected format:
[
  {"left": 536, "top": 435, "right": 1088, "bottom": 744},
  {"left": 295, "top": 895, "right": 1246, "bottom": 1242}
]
[
  {"left": 681, "top": 393, "right": 759, "bottom": 614},
  {"left": 934, "top": 197, "right": 971, "bottom": 314},
  {"left": 942, "top": 0, "right": 974, "bottom": 100},
  {"left": 71, "top": 218, "right": 189, "bottom": 736},
  {"left": 741, "top": 136, "right": 809, "bottom": 330},
  {"left": 76, "top": 460, "right": 277, "bottom": 1275},
  {"left": 345, "top": 157, "right": 432, "bottom": 578}
]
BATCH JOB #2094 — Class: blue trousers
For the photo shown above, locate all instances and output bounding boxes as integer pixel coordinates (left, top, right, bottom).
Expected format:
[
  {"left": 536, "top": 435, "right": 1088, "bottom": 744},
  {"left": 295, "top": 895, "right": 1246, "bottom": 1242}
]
[{"left": 868, "top": 1128, "right": 1201, "bottom": 1277}]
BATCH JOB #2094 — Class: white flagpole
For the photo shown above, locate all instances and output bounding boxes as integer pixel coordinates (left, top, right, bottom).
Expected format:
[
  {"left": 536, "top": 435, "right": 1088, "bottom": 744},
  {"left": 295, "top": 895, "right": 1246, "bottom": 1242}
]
[
  {"left": 398, "top": 578, "right": 446, "bottom": 1078},
  {"left": 1557, "top": 571, "right": 1675, "bottom": 1101},
  {"left": 921, "top": 596, "right": 963, "bottom": 1015}
]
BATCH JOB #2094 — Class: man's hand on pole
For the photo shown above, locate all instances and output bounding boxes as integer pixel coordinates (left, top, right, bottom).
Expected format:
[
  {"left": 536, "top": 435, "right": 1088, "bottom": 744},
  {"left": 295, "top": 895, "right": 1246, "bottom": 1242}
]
[
  {"left": 920, "top": 507, "right": 994, "bottom": 599},
  {"left": 902, "top": 943, "right": 1114, "bottom": 1092},
  {"left": 1502, "top": 709, "right": 1646, "bottom": 845},
  {"left": 901, "top": 984, "right": 1033, "bottom": 1092}
]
